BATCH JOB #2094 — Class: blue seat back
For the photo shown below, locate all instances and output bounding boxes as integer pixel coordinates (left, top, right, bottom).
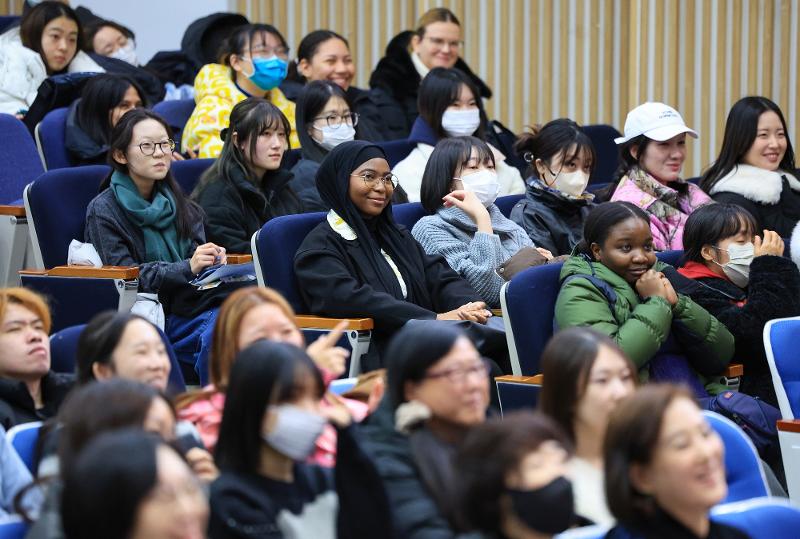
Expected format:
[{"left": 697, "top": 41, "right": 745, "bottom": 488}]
[
  {"left": 6, "top": 421, "right": 42, "bottom": 474},
  {"left": 35, "top": 107, "right": 72, "bottom": 170},
  {"left": 583, "top": 124, "right": 622, "bottom": 184},
  {"left": 152, "top": 99, "right": 195, "bottom": 145},
  {"left": 0, "top": 114, "right": 44, "bottom": 203},
  {"left": 25, "top": 165, "right": 110, "bottom": 268},
  {"left": 172, "top": 158, "right": 214, "bottom": 195},
  {"left": 49, "top": 323, "right": 186, "bottom": 393},
  {"left": 703, "top": 411, "right": 769, "bottom": 503},
  {"left": 0, "top": 518, "right": 28, "bottom": 539},
  {"left": 657, "top": 249, "right": 683, "bottom": 267},
  {"left": 711, "top": 498, "right": 800, "bottom": 539},
  {"left": 495, "top": 194, "right": 524, "bottom": 217},
  {"left": 252, "top": 212, "right": 326, "bottom": 312},
  {"left": 378, "top": 139, "right": 416, "bottom": 168},
  {"left": 764, "top": 316, "right": 800, "bottom": 418},
  {"left": 393, "top": 202, "right": 427, "bottom": 229},
  {"left": 0, "top": 16, "right": 20, "bottom": 34}
]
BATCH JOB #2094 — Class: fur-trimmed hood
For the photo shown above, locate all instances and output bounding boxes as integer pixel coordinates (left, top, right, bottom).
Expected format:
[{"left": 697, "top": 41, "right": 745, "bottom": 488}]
[{"left": 709, "top": 164, "right": 800, "bottom": 205}]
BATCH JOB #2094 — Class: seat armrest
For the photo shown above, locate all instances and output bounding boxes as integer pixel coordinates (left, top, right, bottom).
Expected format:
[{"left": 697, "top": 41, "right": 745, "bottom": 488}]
[
  {"left": 19, "top": 265, "right": 140, "bottom": 279},
  {"left": 226, "top": 254, "right": 253, "bottom": 264},
  {"left": 725, "top": 364, "right": 744, "bottom": 378},
  {"left": 495, "top": 374, "right": 544, "bottom": 385},
  {"left": 295, "top": 315, "right": 374, "bottom": 331},
  {"left": 0, "top": 205, "right": 25, "bottom": 217},
  {"left": 778, "top": 419, "right": 800, "bottom": 433}
]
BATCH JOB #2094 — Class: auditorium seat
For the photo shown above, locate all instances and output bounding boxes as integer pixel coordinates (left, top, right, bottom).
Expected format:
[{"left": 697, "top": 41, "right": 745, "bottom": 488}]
[
  {"left": 34, "top": 107, "right": 72, "bottom": 170},
  {"left": 583, "top": 124, "right": 622, "bottom": 184},
  {"left": 152, "top": 98, "right": 195, "bottom": 146}
]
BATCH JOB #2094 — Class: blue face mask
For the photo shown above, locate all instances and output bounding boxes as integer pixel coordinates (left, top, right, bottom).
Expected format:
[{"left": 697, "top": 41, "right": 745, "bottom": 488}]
[{"left": 245, "top": 55, "right": 288, "bottom": 91}]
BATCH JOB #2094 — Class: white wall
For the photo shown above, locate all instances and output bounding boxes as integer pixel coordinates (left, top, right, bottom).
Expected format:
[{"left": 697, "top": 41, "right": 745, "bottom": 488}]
[{"left": 75, "top": 0, "right": 233, "bottom": 64}]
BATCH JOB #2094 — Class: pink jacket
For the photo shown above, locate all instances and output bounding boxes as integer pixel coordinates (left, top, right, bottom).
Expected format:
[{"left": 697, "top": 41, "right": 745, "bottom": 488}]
[{"left": 610, "top": 176, "right": 712, "bottom": 251}]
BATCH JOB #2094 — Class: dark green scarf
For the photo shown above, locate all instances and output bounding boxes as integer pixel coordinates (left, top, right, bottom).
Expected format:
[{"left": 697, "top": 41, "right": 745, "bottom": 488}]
[{"left": 110, "top": 170, "right": 191, "bottom": 263}]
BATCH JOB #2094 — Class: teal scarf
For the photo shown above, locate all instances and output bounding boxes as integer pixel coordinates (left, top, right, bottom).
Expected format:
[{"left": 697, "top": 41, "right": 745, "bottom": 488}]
[{"left": 110, "top": 171, "right": 191, "bottom": 263}]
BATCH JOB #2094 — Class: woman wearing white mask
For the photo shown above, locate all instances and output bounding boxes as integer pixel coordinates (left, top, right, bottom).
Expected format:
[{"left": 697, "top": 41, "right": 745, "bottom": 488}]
[
  {"left": 511, "top": 119, "right": 598, "bottom": 256},
  {"left": 392, "top": 67, "right": 525, "bottom": 203},
  {"left": 192, "top": 97, "right": 302, "bottom": 254},
  {"left": 210, "top": 340, "right": 392, "bottom": 538},
  {"left": 413, "top": 137, "right": 551, "bottom": 307}
]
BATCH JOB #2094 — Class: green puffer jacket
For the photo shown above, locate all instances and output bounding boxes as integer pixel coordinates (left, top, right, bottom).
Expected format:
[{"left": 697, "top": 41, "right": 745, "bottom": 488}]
[{"left": 555, "top": 255, "right": 734, "bottom": 381}]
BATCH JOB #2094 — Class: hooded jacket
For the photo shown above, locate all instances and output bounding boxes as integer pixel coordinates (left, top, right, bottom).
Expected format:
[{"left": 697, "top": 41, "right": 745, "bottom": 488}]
[
  {"left": 368, "top": 30, "right": 492, "bottom": 140},
  {"left": 181, "top": 63, "right": 299, "bottom": 158},
  {"left": 555, "top": 255, "right": 734, "bottom": 379},
  {"left": 510, "top": 179, "right": 595, "bottom": 256}
]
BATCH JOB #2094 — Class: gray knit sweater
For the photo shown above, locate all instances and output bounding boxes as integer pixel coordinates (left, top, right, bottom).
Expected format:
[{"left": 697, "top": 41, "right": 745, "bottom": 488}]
[{"left": 411, "top": 205, "right": 532, "bottom": 307}]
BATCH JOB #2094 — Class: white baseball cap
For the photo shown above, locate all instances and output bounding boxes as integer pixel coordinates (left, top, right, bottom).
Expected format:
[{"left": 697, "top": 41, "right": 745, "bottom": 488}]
[{"left": 614, "top": 102, "right": 698, "bottom": 144}]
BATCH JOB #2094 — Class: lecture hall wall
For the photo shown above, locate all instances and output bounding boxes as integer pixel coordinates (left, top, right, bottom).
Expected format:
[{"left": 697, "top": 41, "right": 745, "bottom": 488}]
[{"left": 4, "top": 0, "right": 800, "bottom": 178}]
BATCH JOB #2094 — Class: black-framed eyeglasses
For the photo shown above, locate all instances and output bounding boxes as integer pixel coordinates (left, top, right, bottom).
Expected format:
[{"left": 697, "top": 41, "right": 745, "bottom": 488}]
[
  {"left": 350, "top": 171, "right": 399, "bottom": 189},
  {"left": 313, "top": 111, "right": 360, "bottom": 129},
  {"left": 138, "top": 140, "right": 175, "bottom": 156},
  {"left": 424, "top": 359, "right": 490, "bottom": 384}
]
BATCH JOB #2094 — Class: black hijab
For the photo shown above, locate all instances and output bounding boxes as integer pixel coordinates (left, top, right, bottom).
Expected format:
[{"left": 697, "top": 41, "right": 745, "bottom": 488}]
[{"left": 315, "top": 140, "right": 434, "bottom": 305}]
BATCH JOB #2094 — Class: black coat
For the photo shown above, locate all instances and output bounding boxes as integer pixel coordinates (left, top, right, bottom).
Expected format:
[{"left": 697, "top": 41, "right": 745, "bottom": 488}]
[
  {"left": 368, "top": 31, "right": 492, "bottom": 140},
  {"left": 0, "top": 372, "right": 74, "bottom": 430},
  {"left": 194, "top": 166, "right": 303, "bottom": 254},
  {"left": 711, "top": 177, "right": 800, "bottom": 238},
  {"left": 675, "top": 255, "right": 800, "bottom": 406},
  {"left": 510, "top": 182, "right": 594, "bottom": 255},
  {"left": 64, "top": 98, "right": 106, "bottom": 167}
]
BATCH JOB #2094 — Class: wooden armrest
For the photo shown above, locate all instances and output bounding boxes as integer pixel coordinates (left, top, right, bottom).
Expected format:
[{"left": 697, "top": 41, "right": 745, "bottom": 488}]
[
  {"left": 20, "top": 265, "right": 139, "bottom": 279},
  {"left": 495, "top": 374, "right": 544, "bottom": 385},
  {"left": 295, "top": 315, "right": 374, "bottom": 331},
  {"left": 777, "top": 419, "right": 800, "bottom": 433},
  {"left": 0, "top": 205, "right": 25, "bottom": 217},
  {"left": 491, "top": 308, "right": 503, "bottom": 317},
  {"left": 724, "top": 364, "right": 744, "bottom": 378},
  {"left": 226, "top": 254, "right": 253, "bottom": 264}
]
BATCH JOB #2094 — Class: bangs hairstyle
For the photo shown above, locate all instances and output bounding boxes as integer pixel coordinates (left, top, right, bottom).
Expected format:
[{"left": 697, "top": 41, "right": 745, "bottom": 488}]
[
  {"left": 575, "top": 201, "right": 651, "bottom": 258},
  {"left": 419, "top": 67, "right": 487, "bottom": 141},
  {"left": 604, "top": 384, "right": 697, "bottom": 529},
  {"left": 0, "top": 287, "right": 51, "bottom": 334},
  {"left": 682, "top": 203, "right": 758, "bottom": 263},
  {"left": 218, "top": 23, "right": 288, "bottom": 66},
  {"left": 296, "top": 80, "right": 350, "bottom": 163},
  {"left": 20, "top": 2, "right": 82, "bottom": 65},
  {"left": 514, "top": 119, "right": 597, "bottom": 179},
  {"left": 214, "top": 341, "right": 324, "bottom": 474},
  {"left": 701, "top": 96, "right": 796, "bottom": 193},
  {"left": 195, "top": 97, "right": 291, "bottom": 194},
  {"left": 538, "top": 327, "right": 636, "bottom": 442},
  {"left": 420, "top": 136, "right": 494, "bottom": 213},
  {"left": 286, "top": 29, "right": 350, "bottom": 84},
  {"left": 77, "top": 74, "right": 147, "bottom": 147},
  {"left": 104, "top": 108, "right": 202, "bottom": 240},
  {"left": 455, "top": 412, "right": 571, "bottom": 533},
  {"left": 76, "top": 311, "right": 154, "bottom": 385}
]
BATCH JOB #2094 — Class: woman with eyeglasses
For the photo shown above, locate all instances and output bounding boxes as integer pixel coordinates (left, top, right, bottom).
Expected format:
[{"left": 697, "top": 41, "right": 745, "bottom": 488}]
[
  {"left": 294, "top": 140, "right": 490, "bottom": 371},
  {"left": 182, "top": 23, "right": 299, "bottom": 158},
  {"left": 192, "top": 97, "right": 302, "bottom": 254}
]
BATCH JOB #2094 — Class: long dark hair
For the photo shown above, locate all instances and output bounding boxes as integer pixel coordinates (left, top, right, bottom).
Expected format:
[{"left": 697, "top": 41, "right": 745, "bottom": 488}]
[
  {"left": 286, "top": 29, "right": 349, "bottom": 84},
  {"left": 514, "top": 119, "right": 596, "bottom": 179},
  {"left": 20, "top": 1, "right": 83, "bottom": 74},
  {"left": 575, "top": 201, "right": 651, "bottom": 258},
  {"left": 418, "top": 67, "right": 487, "bottom": 141},
  {"left": 104, "top": 108, "right": 201, "bottom": 240},
  {"left": 296, "top": 80, "right": 350, "bottom": 163},
  {"left": 682, "top": 203, "right": 758, "bottom": 263},
  {"left": 77, "top": 74, "right": 146, "bottom": 148},
  {"left": 218, "top": 23, "right": 288, "bottom": 67},
  {"left": 420, "top": 136, "right": 495, "bottom": 214},
  {"left": 700, "top": 96, "right": 796, "bottom": 193}
]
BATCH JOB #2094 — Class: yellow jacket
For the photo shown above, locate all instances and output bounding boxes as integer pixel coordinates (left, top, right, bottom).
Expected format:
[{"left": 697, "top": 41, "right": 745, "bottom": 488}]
[{"left": 182, "top": 63, "right": 299, "bottom": 158}]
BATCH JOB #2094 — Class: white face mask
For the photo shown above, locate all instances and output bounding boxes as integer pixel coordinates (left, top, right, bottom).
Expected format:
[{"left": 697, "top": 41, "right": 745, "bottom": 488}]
[
  {"left": 317, "top": 124, "right": 355, "bottom": 151},
  {"left": 109, "top": 40, "right": 138, "bottom": 66},
  {"left": 458, "top": 169, "right": 499, "bottom": 207},
  {"left": 713, "top": 242, "right": 754, "bottom": 288},
  {"left": 262, "top": 404, "right": 327, "bottom": 461},
  {"left": 441, "top": 108, "right": 481, "bottom": 137},
  {"left": 546, "top": 169, "right": 590, "bottom": 197}
]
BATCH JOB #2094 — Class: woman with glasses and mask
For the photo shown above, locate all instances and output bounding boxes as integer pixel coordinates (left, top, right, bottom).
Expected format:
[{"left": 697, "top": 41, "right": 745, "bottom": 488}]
[
  {"left": 192, "top": 97, "right": 302, "bottom": 254},
  {"left": 294, "top": 140, "right": 491, "bottom": 371},
  {"left": 368, "top": 7, "right": 491, "bottom": 140},
  {"left": 182, "top": 23, "right": 299, "bottom": 158}
]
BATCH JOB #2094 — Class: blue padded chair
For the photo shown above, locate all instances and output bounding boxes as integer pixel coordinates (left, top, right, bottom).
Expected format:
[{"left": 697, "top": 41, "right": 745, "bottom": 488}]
[
  {"left": 0, "top": 16, "right": 20, "bottom": 34},
  {"left": 0, "top": 518, "right": 28, "bottom": 539},
  {"left": 393, "top": 202, "right": 427, "bottom": 229},
  {"left": 49, "top": 323, "right": 186, "bottom": 393},
  {"left": 583, "top": 124, "right": 622, "bottom": 184},
  {"left": 152, "top": 99, "right": 195, "bottom": 145},
  {"left": 764, "top": 316, "right": 800, "bottom": 419},
  {"left": 6, "top": 421, "right": 42, "bottom": 474},
  {"left": 34, "top": 107, "right": 72, "bottom": 170},
  {"left": 0, "top": 114, "right": 44, "bottom": 204},
  {"left": 711, "top": 498, "right": 800, "bottom": 539},
  {"left": 378, "top": 139, "right": 416, "bottom": 168},
  {"left": 495, "top": 194, "right": 524, "bottom": 218},
  {"left": 703, "top": 411, "right": 769, "bottom": 503},
  {"left": 657, "top": 249, "right": 683, "bottom": 267},
  {"left": 172, "top": 158, "right": 214, "bottom": 195}
]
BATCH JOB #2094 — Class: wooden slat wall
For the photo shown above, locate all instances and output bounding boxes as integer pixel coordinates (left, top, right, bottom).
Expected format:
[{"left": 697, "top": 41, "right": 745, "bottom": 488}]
[{"left": 0, "top": 0, "right": 23, "bottom": 15}]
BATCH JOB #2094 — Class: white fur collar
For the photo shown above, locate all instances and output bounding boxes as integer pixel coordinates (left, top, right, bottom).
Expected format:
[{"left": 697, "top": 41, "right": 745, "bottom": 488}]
[{"left": 709, "top": 164, "right": 800, "bottom": 205}]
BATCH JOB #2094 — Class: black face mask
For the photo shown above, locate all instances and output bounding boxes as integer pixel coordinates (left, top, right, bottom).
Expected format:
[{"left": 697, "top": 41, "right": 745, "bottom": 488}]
[{"left": 507, "top": 476, "right": 576, "bottom": 534}]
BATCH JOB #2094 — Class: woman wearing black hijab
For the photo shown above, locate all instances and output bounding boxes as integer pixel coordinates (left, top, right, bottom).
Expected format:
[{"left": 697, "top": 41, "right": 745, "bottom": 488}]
[{"left": 294, "top": 140, "right": 492, "bottom": 371}]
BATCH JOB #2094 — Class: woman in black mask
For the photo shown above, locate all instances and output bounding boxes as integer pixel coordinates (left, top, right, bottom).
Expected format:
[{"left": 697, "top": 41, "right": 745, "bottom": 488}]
[
  {"left": 294, "top": 140, "right": 492, "bottom": 371},
  {"left": 455, "top": 411, "right": 580, "bottom": 538}
]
